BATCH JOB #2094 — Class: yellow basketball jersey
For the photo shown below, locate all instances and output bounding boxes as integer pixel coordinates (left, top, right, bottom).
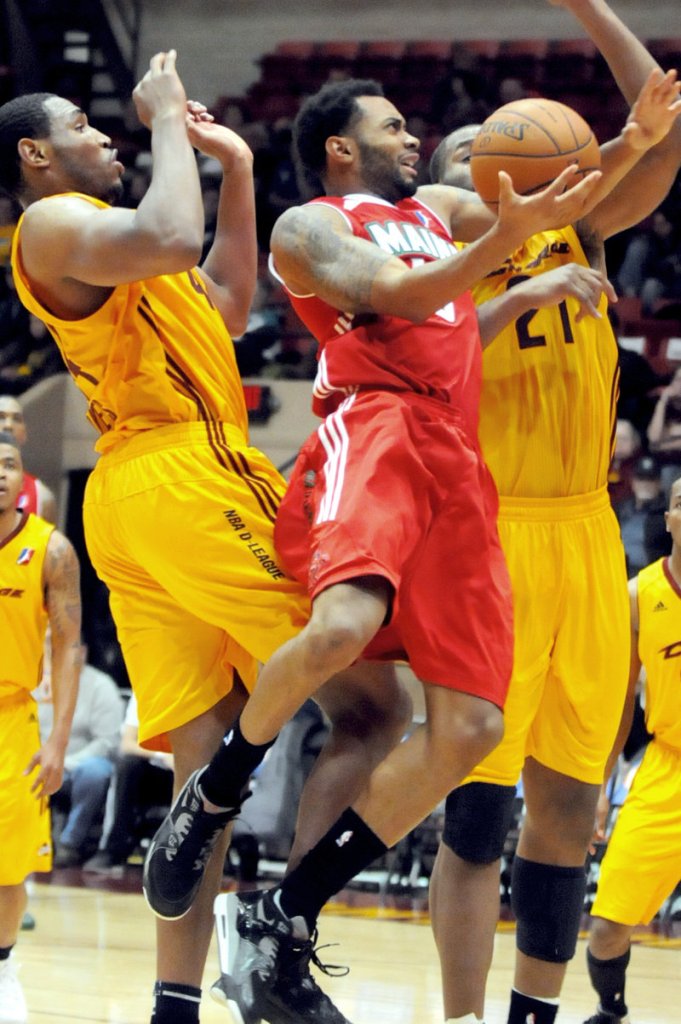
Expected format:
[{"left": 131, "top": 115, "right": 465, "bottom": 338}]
[
  {"left": 0, "top": 513, "right": 53, "bottom": 698},
  {"left": 11, "top": 194, "right": 248, "bottom": 454},
  {"left": 472, "top": 226, "right": 619, "bottom": 498},
  {"left": 637, "top": 557, "right": 681, "bottom": 751}
]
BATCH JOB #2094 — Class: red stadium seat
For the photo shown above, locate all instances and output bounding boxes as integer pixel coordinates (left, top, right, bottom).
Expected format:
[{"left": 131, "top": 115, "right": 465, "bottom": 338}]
[
  {"left": 404, "top": 41, "right": 453, "bottom": 61},
  {"left": 541, "top": 38, "right": 597, "bottom": 94},
  {"left": 356, "top": 41, "right": 407, "bottom": 86},
  {"left": 314, "top": 40, "right": 361, "bottom": 62},
  {"left": 458, "top": 40, "right": 500, "bottom": 61},
  {"left": 496, "top": 39, "right": 550, "bottom": 89},
  {"left": 362, "top": 41, "right": 408, "bottom": 60}
]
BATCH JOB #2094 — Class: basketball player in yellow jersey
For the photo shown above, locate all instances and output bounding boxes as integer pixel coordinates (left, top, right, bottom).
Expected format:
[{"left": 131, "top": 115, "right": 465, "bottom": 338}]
[
  {"left": 0, "top": 431, "right": 81, "bottom": 1022},
  {"left": 583, "top": 475, "right": 681, "bottom": 1024},
  {"left": 427, "top": 3, "right": 681, "bottom": 1023},
  {"left": 0, "top": 51, "right": 415, "bottom": 1024}
]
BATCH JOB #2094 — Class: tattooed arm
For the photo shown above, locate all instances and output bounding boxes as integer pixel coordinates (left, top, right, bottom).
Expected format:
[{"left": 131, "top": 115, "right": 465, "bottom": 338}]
[
  {"left": 26, "top": 531, "right": 82, "bottom": 798},
  {"left": 271, "top": 167, "right": 602, "bottom": 324}
]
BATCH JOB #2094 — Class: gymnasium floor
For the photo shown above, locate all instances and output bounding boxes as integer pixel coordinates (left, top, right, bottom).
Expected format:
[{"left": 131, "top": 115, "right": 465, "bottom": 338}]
[{"left": 16, "top": 866, "right": 681, "bottom": 1023}]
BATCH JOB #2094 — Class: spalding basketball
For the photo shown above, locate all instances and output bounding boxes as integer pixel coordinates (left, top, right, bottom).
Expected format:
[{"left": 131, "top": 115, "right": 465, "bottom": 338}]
[{"left": 470, "top": 97, "right": 600, "bottom": 206}]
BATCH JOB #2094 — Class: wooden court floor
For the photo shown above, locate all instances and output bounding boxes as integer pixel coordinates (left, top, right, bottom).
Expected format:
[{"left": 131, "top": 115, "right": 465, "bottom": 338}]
[{"left": 15, "top": 875, "right": 681, "bottom": 1023}]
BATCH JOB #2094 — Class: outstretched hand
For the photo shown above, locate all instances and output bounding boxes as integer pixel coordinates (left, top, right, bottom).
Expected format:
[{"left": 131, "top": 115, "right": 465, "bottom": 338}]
[
  {"left": 497, "top": 163, "right": 602, "bottom": 241},
  {"left": 623, "top": 67, "right": 681, "bottom": 151},
  {"left": 519, "top": 262, "right": 617, "bottom": 322}
]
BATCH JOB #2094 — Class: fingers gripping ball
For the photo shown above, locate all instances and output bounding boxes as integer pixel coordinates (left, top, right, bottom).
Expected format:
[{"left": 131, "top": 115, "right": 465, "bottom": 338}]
[{"left": 470, "top": 97, "right": 600, "bottom": 207}]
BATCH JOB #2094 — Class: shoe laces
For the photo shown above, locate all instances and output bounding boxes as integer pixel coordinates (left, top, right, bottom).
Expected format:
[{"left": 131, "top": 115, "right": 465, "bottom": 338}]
[{"left": 283, "top": 929, "right": 350, "bottom": 982}]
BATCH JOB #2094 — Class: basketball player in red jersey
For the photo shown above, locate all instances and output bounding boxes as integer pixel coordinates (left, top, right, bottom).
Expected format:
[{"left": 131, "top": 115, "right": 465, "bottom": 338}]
[
  {"left": 139, "top": 57, "right": 681, "bottom": 1020},
  {"left": 0, "top": 395, "right": 57, "bottom": 521}
]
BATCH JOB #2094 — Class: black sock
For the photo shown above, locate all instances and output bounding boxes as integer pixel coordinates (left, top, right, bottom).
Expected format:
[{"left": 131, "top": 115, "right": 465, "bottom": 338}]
[
  {"left": 199, "top": 715, "right": 275, "bottom": 809},
  {"left": 150, "top": 981, "right": 201, "bottom": 1024},
  {"left": 0, "top": 945, "right": 12, "bottom": 961},
  {"left": 587, "top": 947, "right": 630, "bottom": 1016},
  {"left": 507, "top": 989, "right": 559, "bottom": 1024},
  {"left": 277, "top": 808, "right": 387, "bottom": 933}
]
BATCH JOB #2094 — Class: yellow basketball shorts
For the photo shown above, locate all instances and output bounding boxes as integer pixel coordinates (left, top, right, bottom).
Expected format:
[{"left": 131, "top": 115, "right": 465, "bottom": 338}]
[
  {"left": 0, "top": 692, "right": 52, "bottom": 884},
  {"left": 592, "top": 741, "right": 681, "bottom": 925},
  {"left": 465, "top": 489, "right": 630, "bottom": 786},
  {"left": 83, "top": 421, "right": 310, "bottom": 751}
]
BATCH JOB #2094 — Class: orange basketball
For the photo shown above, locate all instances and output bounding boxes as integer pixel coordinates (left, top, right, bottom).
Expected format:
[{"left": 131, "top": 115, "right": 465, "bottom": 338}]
[{"left": 470, "top": 97, "right": 600, "bottom": 206}]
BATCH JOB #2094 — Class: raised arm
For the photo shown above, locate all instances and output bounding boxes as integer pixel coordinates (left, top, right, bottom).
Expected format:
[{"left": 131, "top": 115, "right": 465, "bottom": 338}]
[
  {"left": 187, "top": 118, "right": 258, "bottom": 336},
  {"left": 552, "top": 0, "right": 681, "bottom": 239},
  {"left": 273, "top": 165, "right": 601, "bottom": 323},
  {"left": 19, "top": 51, "right": 204, "bottom": 306},
  {"left": 551, "top": 0, "right": 659, "bottom": 103},
  {"left": 26, "top": 530, "right": 82, "bottom": 798}
]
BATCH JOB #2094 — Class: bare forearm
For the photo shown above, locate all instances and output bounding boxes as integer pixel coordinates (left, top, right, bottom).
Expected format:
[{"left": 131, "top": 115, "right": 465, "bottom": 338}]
[
  {"left": 48, "top": 641, "right": 81, "bottom": 750},
  {"left": 477, "top": 290, "right": 534, "bottom": 349},
  {"left": 647, "top": 394, "right": 670, "bottom": 444},
  {"left": 371, "top": 222, "right": 524, "bottom": 322},
  {"left": 137, "top": 112, "right": 204, "bottom": 253},
  {"left": 201, "top": 155, "right": 258, "bottom": 333}
]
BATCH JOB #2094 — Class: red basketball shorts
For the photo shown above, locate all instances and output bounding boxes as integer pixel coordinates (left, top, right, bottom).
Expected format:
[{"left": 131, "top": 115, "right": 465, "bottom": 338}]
[{"left": 275, "top": 390, "right": 513, "bottom": 707}]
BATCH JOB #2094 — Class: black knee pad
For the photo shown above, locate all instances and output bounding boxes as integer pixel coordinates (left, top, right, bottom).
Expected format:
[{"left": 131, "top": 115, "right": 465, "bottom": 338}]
[
  {"left": 512, "top": 855, "right": 587, "bottom": 963},
  {"left": 442, "top": 782, "right": 517, "bottom": 864}
]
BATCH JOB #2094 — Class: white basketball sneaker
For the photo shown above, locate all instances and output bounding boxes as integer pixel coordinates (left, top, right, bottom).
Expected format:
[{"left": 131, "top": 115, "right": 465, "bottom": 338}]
[{"left": 0, "top": 957, "right": 27, "bottom": 1023}]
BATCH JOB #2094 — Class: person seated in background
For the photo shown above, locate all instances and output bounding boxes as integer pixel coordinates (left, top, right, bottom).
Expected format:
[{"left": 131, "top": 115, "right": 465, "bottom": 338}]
[
  {"left": 617, "top": 206, "right": 681, "bottom": 315},
  {"left": 647, "top": 364, "right": 681, "bottom": 493},
  {"left": 615, "top": 455, "right": 670, "bottom": 576},
  {"left": 83, "top": 693, "right": 174, "bottom": 878},
  {"left": 36, "top": 645, "right": 124, "bottom": 868},
  {"left": 612, "top": 309, "right": 668, "bottom": 443},
  {"left": 608, "top": 418, "right": 643, "bottom": 512},
  {"left": 0, "top": 394, "right": 57, "bottom": 521}
]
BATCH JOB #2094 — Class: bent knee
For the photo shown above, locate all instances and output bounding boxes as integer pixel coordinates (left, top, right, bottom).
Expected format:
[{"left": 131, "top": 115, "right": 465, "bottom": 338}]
[{"left": 430, "top": 698, "right": 504, "bottom": 768}]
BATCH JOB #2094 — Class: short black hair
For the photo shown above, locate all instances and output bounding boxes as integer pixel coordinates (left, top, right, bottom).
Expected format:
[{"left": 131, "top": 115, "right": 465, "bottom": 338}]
[
  {"left": 633, "top": 455, "right": 661, "bottom": 481},
  {"left": 293, "top": 78, "right": 384, "bottom": 196},
  {"left": 428, "top": 124, "right": 483, "bottom": 185},
  {"left": 0, "top": 93, "right": 56, "bottom": 199},
  {"left": 0, "top": 429, "right": 21, "bottom": 451},
  {"left": 429, "top": 138, "right": 449, "bottom": 186}
]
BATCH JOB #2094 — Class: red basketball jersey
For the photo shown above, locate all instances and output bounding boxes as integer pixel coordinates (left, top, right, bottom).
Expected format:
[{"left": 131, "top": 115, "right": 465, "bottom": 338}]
[
  {"left": 17, "top": 471, "right": 39, "bottom": 516},
  {"left": 273, "top": 193, "right": 482, "bottom": 437}
]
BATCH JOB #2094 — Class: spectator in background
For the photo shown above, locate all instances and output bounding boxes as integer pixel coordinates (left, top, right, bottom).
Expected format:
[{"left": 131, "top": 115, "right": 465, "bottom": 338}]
[
  {"left": 0, "top": 394, "right": 57, "bottom": 521},
  {"left": 0, "top": 310, "right": 64, "bottom": 395},
  {"left": 0, "top": 194, "right": 18, "bottom": 266},
  {"left": 617, "top": 207, "right": 681, "bottom": 314},
  {"left": 256, "top": 120, "right": 302, "bottom": 249},
  {"left": 36, "top": 646, "right": 124, "bottom": 868},
  {"left": 431, "top": 69, "right": 490, "bottom": 134},
  {"left": 611, "top": 308, "right": 668, "bottom": 441},
  {"left": 647, "top": 364, "right": 681, "bottom": 492},
  {"left": 0, "top": 265, "right": 29, "bottom": 371},
  {"left": 232, "top": 276, "right": 284, "bottom": 378},
  {"left": 616, "top": 455, "right": 670, "bottom": 575},
  {"left": 608, "top": 418, "right": 642, "bottom": 511},
  {"left": 83, "top": 693, "right": 173, "bottom": 878}
]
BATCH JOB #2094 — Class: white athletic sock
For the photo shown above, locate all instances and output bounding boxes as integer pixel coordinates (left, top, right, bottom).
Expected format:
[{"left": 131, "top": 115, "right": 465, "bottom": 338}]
[
  {"left": 512, "top": 989, "right": 560, "bottom": 1006},
  {"left": 445, "top": 1015, "right": 485, "bottom": 1023}
]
